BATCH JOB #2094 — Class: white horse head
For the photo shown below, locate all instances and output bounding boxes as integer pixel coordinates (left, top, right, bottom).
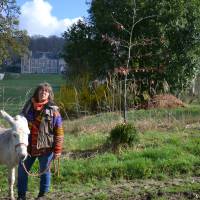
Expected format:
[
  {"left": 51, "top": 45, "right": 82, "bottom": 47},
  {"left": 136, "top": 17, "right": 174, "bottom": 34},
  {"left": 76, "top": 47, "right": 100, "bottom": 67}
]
[{"left": 0, "top": 110, "right": 30, "bottom": 161}]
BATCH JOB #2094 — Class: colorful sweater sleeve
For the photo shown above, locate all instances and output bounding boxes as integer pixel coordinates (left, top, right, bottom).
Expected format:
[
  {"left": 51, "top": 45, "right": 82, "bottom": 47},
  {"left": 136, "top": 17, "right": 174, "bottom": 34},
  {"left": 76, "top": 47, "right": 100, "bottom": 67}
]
[{"left": 53, "top": 111, "right": 64, "bottom": 155}]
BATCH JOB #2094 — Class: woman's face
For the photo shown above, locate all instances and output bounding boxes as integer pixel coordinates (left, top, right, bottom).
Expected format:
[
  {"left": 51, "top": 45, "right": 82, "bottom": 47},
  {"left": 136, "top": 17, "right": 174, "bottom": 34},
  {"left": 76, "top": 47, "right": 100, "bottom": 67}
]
[{"left": 38, "top": 88, "right": 50, "bottom": 102}]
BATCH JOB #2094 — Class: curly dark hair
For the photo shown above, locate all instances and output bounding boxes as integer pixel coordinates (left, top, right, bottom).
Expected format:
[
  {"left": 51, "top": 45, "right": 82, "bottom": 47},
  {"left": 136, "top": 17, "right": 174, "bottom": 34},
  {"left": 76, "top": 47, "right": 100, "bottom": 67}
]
[{"left": 32, "top": 82, "right": 54, "bottom": 102}]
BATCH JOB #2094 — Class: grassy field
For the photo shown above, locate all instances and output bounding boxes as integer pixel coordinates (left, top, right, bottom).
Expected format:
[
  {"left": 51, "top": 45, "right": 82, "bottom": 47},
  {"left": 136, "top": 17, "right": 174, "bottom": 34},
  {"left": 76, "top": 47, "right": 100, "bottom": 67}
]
[
  {"left": 1, "top": 104, "right": 200, "bottom": 199},
  {"left": 0, "top": 73, "right": 66, "bottom": 114}
]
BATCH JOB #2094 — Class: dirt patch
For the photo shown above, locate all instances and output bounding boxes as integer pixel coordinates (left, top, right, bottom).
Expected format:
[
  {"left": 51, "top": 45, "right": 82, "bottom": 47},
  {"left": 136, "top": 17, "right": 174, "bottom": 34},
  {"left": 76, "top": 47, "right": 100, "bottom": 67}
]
[
  {"left": 48, "top": 177, "right": 200, "bottom": 200},
  {"left": 1, "top": 176, "right": 200, "bottom": 200},
  {"left": 148, "top": 94, "right": 185, "bottom": 109}
]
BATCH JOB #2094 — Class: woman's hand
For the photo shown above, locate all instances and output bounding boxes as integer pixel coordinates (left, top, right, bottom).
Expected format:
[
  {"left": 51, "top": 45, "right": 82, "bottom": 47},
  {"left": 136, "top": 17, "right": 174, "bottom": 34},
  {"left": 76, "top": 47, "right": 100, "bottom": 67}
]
[{"left": 53, "top": 153, "right": 61, "bottom": 160}]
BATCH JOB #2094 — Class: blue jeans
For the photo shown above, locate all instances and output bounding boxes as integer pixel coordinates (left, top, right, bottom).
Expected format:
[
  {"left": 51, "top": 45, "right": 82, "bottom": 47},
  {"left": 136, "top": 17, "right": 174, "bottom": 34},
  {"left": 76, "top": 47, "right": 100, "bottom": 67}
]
[{"left": 17, "top": 152, "right": 53, "bottom": 196}]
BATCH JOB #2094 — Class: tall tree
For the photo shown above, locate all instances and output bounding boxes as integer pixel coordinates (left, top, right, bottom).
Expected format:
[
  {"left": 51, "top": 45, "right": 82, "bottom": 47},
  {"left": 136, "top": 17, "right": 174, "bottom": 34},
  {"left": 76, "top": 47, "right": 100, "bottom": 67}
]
[
  {"left": 0, "top": 0, "right": 28, "bottom": 64},
  {"left": 62, "top": 0, "right": 200, "bottom": 94},
  {"left": 62, "top": 20, "right": 114, "bottom": 79},
  {"left": 89, "top": 0, "right": 200, "bottom": 93}
]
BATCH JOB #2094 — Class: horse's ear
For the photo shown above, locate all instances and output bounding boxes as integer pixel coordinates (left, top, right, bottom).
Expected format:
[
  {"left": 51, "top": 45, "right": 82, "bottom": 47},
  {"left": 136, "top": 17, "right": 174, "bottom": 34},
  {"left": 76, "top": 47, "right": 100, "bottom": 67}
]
[{"left": 0, "top": 110, "right": 15, "bottom": 126}]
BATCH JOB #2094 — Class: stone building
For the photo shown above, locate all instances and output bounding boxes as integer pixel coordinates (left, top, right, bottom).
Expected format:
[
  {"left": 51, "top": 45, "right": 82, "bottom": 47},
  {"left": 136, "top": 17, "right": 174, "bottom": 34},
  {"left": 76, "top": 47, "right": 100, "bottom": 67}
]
[{"left": 21, "top": 51, "right": 67, "bottom": 74}]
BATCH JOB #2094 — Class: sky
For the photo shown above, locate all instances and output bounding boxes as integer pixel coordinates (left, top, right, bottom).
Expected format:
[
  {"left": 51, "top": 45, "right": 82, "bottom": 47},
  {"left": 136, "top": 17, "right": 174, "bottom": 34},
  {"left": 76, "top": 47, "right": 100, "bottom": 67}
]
[{"left": 16, "top": 0, "right": 90, "bottom": 37}]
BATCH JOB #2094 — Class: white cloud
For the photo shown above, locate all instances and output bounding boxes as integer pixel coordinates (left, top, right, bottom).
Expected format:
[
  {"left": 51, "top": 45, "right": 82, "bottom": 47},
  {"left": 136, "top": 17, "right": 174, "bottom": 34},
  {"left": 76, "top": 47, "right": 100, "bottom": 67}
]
[{"left": 19, "top": 0, "right": 82, "bottom": 37}]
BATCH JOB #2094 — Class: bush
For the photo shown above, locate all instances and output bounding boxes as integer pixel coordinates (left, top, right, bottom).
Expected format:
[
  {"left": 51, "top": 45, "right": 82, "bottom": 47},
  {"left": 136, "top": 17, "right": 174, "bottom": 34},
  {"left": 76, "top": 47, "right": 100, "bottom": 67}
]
[
  {"left": 55, "top": 75, "right": 114, "bottom": 118},
  {"left": 108, "top": 123, "right": 139, "bottom": 153}
]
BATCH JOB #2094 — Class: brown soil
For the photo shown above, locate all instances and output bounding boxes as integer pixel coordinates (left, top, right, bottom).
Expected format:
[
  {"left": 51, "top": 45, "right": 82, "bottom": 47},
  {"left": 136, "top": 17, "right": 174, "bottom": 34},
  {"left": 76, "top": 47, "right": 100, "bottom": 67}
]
[
  {"left": 1, "top": 177, "right": 200, "bottom": 200},
  {"left": 27, "top": 177, "right": 200, "bottom": 199}
]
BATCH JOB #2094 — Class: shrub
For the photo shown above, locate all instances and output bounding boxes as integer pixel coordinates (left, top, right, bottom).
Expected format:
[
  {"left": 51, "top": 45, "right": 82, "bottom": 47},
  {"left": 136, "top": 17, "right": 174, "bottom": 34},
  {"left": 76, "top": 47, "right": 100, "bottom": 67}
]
[
  {"left": 55, "top": 85, "right": 77, "bottom": 117},
  {"left": 55, "top": 79, "right": 114, "bottom": 118},
  {"left": 108, "top": 123, "right": 139, "bottom": 153}
]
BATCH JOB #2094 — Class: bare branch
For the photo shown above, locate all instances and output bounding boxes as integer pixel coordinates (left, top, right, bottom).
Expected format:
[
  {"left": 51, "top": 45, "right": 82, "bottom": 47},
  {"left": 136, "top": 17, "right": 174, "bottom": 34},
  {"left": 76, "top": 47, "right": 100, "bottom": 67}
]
[
  {"left": 111, "top": 13, "right": 131, "bottom": 35},
  {"left": 133, "top": 15, "right": 157, "bottom": 29}
]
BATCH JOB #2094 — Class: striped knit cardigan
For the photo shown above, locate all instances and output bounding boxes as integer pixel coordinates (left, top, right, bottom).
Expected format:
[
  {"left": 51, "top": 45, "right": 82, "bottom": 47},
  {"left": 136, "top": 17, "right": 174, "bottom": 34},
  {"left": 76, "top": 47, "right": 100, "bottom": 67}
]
[{"left": 22, "top": 101, "right": 64, "bottom": 156}]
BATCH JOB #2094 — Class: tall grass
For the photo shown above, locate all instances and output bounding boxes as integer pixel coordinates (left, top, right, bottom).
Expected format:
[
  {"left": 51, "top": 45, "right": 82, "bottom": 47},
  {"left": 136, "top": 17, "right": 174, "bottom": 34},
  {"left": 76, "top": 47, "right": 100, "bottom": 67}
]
[{"left": 63, "top": 104, "right": 200, "bottom": 135}]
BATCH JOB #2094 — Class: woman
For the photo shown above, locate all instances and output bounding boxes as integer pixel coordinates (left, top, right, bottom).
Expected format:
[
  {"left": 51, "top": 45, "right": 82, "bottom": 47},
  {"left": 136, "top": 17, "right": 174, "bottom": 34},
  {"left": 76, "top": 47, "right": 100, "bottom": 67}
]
[{"left": 17, "top": 82, "right": 64, "bottom": 200}]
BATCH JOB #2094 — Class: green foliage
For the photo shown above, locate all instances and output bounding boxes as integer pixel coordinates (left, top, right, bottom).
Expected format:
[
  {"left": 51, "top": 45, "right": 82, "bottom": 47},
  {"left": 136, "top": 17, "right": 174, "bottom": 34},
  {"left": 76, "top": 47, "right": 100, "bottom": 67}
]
[
  {"left": 109, "top": 123, "right": 139, "bottom": 152},
  {"left": 55, "top": 85, "right": 77, "bottom": 115},
  {"left": 57, "top": 71, "right": 164, "bottom": 116},
  {"left": 63, "top": 0, "right": 200, "bottom": 94},
  {"left": 62, "top": 20, "right": 113, "bottom": 78},
  {"left": 29, "top": 35, "right": 64, "bottom": 53},
  {"left": 57, "top": 84, "right": 112, "bottom": 117},
  {"left": 56, "top": 75, "right": 118, "bottom": 117},
  {"left": 0, "top": 0, "right": 28, "bottom": 64}
]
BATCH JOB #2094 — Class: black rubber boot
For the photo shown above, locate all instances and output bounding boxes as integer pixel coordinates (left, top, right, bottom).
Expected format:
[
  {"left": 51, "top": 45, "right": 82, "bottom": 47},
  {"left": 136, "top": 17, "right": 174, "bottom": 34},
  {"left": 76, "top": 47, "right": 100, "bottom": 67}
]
[
  {"left": 17, "top": 194, "right": 26, "bottom": 200},
  {"left": 35, "top": 191, "right": 47, "bottom": 200}
]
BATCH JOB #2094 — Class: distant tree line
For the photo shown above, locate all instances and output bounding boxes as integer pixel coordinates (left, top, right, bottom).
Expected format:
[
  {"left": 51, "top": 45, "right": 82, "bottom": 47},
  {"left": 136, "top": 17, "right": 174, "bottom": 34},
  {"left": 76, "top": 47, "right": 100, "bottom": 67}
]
[
  {"left": 29, "top": 35, "right": 65, "bottom": 54},
  {"left": 0, "top": 1, "right": 65, "bottom": 72},
  {"left": 1, "top": 35, "right": 65, "bottom": 73}
]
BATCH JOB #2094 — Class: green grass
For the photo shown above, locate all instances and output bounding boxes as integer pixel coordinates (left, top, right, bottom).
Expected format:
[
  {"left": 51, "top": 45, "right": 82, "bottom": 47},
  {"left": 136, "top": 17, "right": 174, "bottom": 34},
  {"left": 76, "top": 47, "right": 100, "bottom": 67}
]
[
  {"left": 64, "top": 132, "right": 107, "bottom": 151},
  {"left": 0, "top": 73, "right": 65, "bottom": 114},
  {"left": 55, "top": 143, "right": 197, "bottom": 184},
  {"left": 52, "top": 105, "right": 200, "bottom": 196},
  {"left": 1, "top": 88, "right": 200, "bottom": 198},
  {"left": 2, "top": 74, "right": 200, "bottom": 198},
  {"left": 127, "top": 104, "right": 200, "bottom": 121},
  {"left": 49, "top": 107, "right": 200, "bottom": 186},
  {"left": 2, "top": 73, "right": 65, "bottom": 85}
]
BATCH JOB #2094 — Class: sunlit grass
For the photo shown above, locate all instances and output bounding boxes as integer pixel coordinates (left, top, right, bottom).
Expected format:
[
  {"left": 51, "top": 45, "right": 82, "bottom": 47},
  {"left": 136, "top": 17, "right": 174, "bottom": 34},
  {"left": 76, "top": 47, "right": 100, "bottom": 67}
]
[
  {"left": 2, "top": 104, "right": 200, "bottom": 198},
  {"left": 0, "top": 73, "right": 65, "bottom": 115}
]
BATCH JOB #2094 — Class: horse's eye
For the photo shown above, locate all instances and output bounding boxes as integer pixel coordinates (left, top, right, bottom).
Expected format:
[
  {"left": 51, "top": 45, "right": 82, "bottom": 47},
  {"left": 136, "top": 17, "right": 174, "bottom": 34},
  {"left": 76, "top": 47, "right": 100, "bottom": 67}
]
[{"left": 13, "top": 133, "right": 17, "bottom": 138}]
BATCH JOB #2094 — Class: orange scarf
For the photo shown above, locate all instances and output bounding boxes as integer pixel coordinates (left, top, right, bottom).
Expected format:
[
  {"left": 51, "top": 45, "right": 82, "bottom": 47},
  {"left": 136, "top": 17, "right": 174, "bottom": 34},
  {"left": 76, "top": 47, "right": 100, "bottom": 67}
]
[{"left": 32, "top": 98, "right": 48, "bottom": 111}]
